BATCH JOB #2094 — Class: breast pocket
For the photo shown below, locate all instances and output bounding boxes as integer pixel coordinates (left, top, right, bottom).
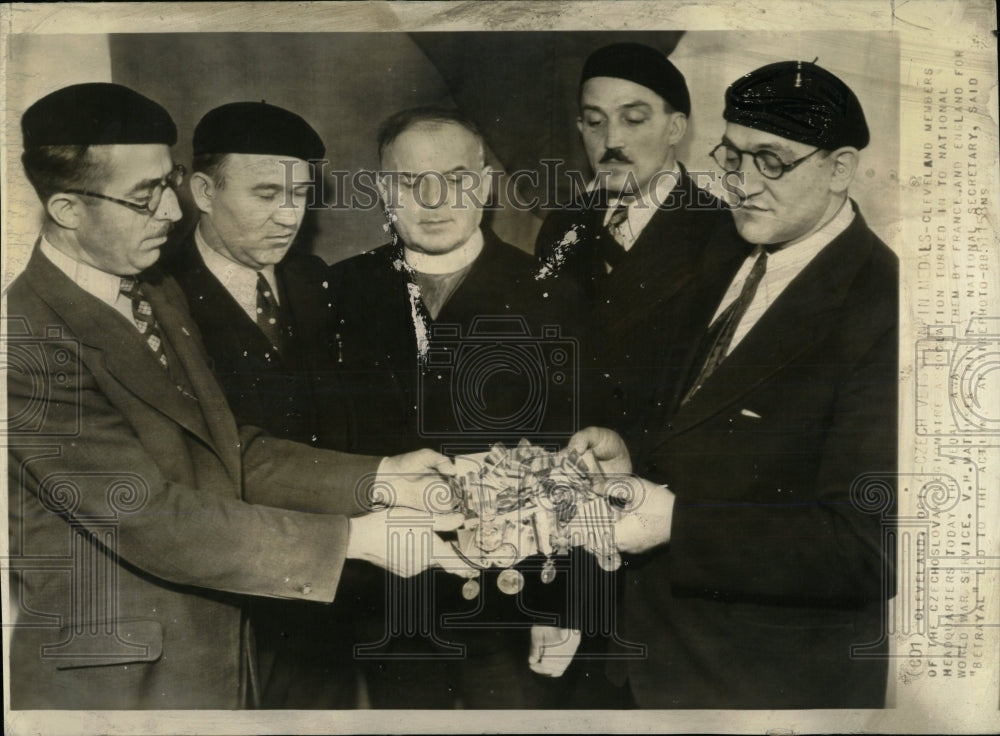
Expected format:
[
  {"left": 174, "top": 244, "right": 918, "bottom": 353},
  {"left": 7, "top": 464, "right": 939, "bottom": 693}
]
[{"left": 50, "top": 618, "right": 163, "bottom": 669}]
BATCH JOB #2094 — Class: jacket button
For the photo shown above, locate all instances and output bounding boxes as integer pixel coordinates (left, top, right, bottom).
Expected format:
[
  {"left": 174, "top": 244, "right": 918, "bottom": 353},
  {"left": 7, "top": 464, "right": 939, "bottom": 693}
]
[{"left": 612, "top": 388, "right": 624, "bottom": 399}]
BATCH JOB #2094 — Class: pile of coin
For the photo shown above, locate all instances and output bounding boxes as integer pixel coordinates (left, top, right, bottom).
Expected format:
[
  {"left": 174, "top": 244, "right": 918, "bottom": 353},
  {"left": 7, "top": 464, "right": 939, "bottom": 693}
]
[{"left": 451, "top": 439, "right": 620, "bottom": 597}]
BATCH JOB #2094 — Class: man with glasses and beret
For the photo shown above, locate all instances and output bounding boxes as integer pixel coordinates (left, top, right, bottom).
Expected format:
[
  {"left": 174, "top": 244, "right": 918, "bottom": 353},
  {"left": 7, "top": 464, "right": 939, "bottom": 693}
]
[
  {"left": 568, "top": 60, "right": 898, "bottom": 708},
  {"left": 6, "top": 83, "right": 474, "bottom": 710},
  {"left": 163, "top": 101, "right": 364, "bottom": 708}
]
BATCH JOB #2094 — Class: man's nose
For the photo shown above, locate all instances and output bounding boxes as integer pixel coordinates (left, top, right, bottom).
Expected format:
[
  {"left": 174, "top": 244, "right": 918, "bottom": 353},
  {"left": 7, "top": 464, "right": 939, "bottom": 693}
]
[
  {"left": 604, "top": 118, "right": 626, "bottom": 151},
  {"left": 155, "top": 187, "right": 183, "bottom": 223},
  {"left": 416, "top": 173, "right": 446, "bottom": 209},
  {"left": 735, "top": 154, "right": 766, "bottom": 200},
  {"left": 271, "top": 200, "right": 301, "bottom": 226}
]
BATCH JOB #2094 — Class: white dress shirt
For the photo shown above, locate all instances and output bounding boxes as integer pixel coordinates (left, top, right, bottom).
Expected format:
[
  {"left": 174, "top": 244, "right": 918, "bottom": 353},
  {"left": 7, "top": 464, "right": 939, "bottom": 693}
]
[
  {"left": 39, "top": 237, "right": 138, "bottom": 330},
  {"left": 195, "top": 226, "right": 280, "bottom": 324},
  {"left": 600, "top": 170, "right": 682, "bottom": 251},
  {"left": 710, "top": 198, "right": 855, "bottom": 355}
]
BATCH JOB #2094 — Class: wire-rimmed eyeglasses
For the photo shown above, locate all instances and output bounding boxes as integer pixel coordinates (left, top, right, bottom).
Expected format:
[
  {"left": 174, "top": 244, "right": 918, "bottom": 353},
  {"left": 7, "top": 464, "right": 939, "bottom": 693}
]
[
  {"left": 66, "top": 164, "right": 186, "bottom": 214},
  {"left": 710, "top": 143, "right": 822, "bottom": 180}
]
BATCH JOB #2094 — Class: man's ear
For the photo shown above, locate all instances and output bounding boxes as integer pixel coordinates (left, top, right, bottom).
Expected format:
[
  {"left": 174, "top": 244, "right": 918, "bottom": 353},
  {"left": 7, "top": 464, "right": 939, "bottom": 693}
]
[
  {"left": 45, "top": 193, "right": 83, "bottom": 230},
  {"left": 829, "top": 147, "right": 859, "bottom": 194},
  {"left": 189, "top": 171, "right": 216, "bottom": 214},
  {"left": 478, "top": 165, "right": 493, "bottom": 204},
  {"left": 667, "top": 112, "right": 688, "bottom": 147},
  {"left": 576, "top": 116, "right": 584, "bottom": 137}
]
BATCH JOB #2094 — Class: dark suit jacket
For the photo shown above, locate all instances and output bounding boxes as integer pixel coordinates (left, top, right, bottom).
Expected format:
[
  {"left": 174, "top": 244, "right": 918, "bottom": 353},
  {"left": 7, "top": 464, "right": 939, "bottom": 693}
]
[
  {"left": 619, "top": 205, "right": 898, "bottom": 708},
  {"left": 535, "top": 169, "right": 742, "bottom": 451},
  {"left": 330, "top": 228, "right": 583, "bottom": 456},
  {"left": 6, "top": 247, "right": 378, "bottom": 709},
  {"left": 164, "top": 238, "right": 351, "bottom": 451},
  {"left": 327, "top": 228, "right": 583, "bottom": 669}
]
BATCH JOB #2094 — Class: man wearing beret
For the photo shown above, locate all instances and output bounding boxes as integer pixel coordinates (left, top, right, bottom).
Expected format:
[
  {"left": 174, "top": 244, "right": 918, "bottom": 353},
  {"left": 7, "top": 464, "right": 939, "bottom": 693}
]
[
  {"left": 535, "top": 40, "right": 742, "bottom": 490},
  {"left": 6, "top": 83, "right": 474, "bottom": 710},
  {"left": 162, "top": 101, "right": 362, "bottom": 707},
  {"left": 570, "top": 61, "right": 898, "bottom": 708},
  {"left": 533, "top": 41, "right": 744, "bottom": 705},
  {"left": 329, "top": 106, "right": 582, "bottom": 708}
]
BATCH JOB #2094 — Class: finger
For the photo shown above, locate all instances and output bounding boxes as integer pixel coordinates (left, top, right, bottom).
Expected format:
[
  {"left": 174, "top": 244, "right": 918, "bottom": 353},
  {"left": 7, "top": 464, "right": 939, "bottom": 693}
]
[
  {"left": 430, "top": 534, "right": 481, "bottom": 578},
  {"left": 528, "top": 641, "right": 541, "bottom": 665}
]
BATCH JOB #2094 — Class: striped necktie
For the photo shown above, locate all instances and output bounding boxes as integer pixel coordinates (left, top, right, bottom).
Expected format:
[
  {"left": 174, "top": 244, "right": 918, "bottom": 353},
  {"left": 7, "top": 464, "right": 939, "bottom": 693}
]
[
  {"left": 600, "top": 200, "right": 631, "bottom": 269},
  {"left": 681, "top": 246, "right": 769, "bottom": 404},
  {"left": 119, "top": 277, "right": 169, "bottom": 370}
]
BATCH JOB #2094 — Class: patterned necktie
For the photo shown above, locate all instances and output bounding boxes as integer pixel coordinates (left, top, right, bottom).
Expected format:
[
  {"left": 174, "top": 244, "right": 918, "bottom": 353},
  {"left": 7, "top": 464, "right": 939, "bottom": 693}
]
[
  {"left": 119, "top": 277, "right": 169, "bottom": 370},
  {"left": 256, "top": 272, "right": 285, "bottom": 354},
  {"left": 682, "top": 246, "right": 769, "bottom": 404},
  {"left": 600, "top": 200, "right": 631, "bottom": 269}
]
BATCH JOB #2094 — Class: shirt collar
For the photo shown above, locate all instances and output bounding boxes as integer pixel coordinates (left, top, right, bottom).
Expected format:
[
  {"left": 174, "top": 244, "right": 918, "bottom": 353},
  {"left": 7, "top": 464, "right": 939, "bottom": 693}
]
[
  {"left": 38, "top": 235, "right": 123, "bottom": 309},
  {"left": 194, "top": 224, "right": 279, "bottom": 303},
  {"left": 404, "top": 228, "right": 484, "bottom": 275}
]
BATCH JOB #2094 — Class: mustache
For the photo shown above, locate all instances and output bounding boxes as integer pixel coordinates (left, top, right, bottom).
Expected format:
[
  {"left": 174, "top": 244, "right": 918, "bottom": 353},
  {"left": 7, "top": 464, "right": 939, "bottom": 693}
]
[{"left": 599, "top": 147, "right": 633, "bottom": 164}]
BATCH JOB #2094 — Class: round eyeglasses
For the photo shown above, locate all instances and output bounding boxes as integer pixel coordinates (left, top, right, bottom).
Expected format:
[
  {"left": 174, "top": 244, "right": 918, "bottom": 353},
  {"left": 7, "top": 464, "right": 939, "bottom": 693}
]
[
  {"left": 66, "top": 164, "right": 186, "bottom": 214},
  {"left": 710, "top": 143, "right": 822, "bottom": 180}
]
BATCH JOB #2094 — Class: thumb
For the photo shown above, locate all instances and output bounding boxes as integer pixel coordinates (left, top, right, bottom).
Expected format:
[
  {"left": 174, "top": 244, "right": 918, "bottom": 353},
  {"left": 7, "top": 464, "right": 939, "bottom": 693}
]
[
  {"left": 566, "top": 426, "right": 599, "bottom": 455},
  {"left": 431, "top": 454, "right": 457, "bottom": 476},
  {"left": 431, "top": 511, "right": 467, "bottom": 532},
  {"left": 528, "top": 627, "right": 543, "bottom": 664}
]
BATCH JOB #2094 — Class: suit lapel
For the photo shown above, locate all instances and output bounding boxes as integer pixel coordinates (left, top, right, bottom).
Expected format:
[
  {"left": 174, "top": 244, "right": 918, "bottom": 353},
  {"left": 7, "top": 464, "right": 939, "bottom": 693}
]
[
  {"left": 670, "top": 212, "right": 877, "bottom": 434},
  {"left": 143, "top": 274, "right": 243, "bottom": 485},
  {"left": 594, "top": 173, "right": 720, "bottom": 351},
  {"left": 179, "top": 244, "right": 281, "bottom": 365},
  {"left": 23, "top": 251, "right": 217, "bottom": 449}
]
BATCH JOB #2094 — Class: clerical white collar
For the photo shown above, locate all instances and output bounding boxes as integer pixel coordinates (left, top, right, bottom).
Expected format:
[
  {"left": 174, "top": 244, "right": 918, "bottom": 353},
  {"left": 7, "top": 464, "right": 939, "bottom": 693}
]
[{"left": 404, "top": 228, "right": 484, "bottom": 274}]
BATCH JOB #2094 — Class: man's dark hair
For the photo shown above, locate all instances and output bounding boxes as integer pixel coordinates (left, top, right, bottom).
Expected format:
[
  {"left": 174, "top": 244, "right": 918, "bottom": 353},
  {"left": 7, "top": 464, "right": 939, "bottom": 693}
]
[
  {"left": 376, "top": 106, "right": 485, "bottom": 162},
  {"left": 191, "top": 152, "right": 230, "bottom": 187},
  {"left": 21, "top": 145, "right": 108, "bottom": 202}
]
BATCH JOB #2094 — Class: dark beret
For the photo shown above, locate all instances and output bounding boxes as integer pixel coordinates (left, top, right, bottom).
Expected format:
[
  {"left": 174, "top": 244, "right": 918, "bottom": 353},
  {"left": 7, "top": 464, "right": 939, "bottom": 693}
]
[
  {"left": 724, "top": 61, "right": 869, "bottom": 150},
  {"left": 581, "top": 42, "right": 691, "bottom": 116},
  {"left": 193, "top": 101, "right": 325, "bottom": 161},
  {"left": 22, "top": 82, "right": 176, "bottom": 148}
]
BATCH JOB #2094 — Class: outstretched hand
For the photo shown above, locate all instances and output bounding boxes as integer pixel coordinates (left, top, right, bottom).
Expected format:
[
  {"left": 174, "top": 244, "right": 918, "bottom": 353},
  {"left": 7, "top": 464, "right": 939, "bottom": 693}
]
[{"left": 346, "top": 509, "right": 480, "bottom": 579}]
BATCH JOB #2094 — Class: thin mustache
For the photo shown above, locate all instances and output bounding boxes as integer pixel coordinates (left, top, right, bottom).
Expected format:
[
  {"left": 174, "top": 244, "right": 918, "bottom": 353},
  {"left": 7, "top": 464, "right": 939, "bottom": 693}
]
[{"left": 599, "top": 148, "right": 632, "bottom": 164}]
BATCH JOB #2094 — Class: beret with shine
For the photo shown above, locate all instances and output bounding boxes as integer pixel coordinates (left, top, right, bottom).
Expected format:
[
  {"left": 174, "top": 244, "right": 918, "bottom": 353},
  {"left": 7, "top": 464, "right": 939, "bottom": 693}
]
[
  {"left": 22, "top": 82, "right": 177, "bottom": 148},
  {"left": 724, "top": 61, "right": 870, "bottom": 150},
  {"left": 581, "top": 42, "right": 691, "bottom": 116},
  {"left": 193, "top": 101, "right": 325, "bottom": 161}
]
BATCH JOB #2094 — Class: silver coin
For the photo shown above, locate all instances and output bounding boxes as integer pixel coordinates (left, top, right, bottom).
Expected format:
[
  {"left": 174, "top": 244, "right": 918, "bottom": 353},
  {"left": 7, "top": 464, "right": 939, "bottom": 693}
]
[
  {"left": 497, "top": 568, "right": 525, "bottom": 596},
  {"left": 461, "top": 578, "right": 480, "bottom": 600},
  {"left": 540, "top": 562, "right": 556, "bottom": 584}
]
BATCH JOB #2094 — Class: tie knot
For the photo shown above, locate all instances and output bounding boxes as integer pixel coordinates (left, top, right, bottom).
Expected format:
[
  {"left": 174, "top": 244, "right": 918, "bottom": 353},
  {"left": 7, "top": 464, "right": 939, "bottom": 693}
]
[{"left": 119, "top": 276, "right": 139, "bottom": 297}]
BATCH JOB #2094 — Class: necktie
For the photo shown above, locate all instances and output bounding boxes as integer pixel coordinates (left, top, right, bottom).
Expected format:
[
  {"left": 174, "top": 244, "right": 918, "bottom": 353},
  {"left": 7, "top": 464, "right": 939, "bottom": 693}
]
[
  {"left": 119, "top": 277, "right": 169, "bottom": 370},
  {"left": 681, "top": 246, "right": 769, "bottom": 404},
  {"left": 600, "top": 200, "right": 631, "bottom": 269},
  {"left": 256, "top": 272, "right": 285, "bottom": 354}
]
